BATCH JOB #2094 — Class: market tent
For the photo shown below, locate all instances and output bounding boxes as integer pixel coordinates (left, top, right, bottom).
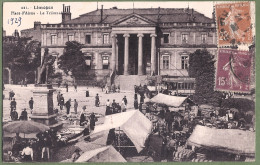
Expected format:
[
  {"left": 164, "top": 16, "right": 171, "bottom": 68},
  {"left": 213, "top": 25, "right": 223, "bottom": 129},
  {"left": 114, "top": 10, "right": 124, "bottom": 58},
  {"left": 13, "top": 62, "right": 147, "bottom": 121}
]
[
  {"left": 149, "top": 93, "right": 191, "bottom": 107},
  {"left": 76, "top": 146, "right": 126, "bottom": 162},
  {"left": 187, "top": 125, "right": 255, "bottom": 156},
  {"left": 75, "top": 130, "right": 108, "bottom": 152},
  {"left": 92, "top": 110, "right": 152, "bottom": 152}
]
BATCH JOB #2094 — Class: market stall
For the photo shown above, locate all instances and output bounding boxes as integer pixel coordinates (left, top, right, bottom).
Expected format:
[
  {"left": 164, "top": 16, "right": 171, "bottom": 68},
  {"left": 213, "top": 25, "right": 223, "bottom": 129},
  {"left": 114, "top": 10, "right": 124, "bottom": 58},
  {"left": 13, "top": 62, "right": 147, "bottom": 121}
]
[
  {"left": 92, "top": 110, "right": 153, "bottom": 153},
  {"left": 187, "top": 125, "right": 255, "bottom": 160},
  {"left": 76, "top": 146, "right": 126, "bottom": 162},
  {"left": 148, "top": 93, "right": 195, "bottom": 112}
]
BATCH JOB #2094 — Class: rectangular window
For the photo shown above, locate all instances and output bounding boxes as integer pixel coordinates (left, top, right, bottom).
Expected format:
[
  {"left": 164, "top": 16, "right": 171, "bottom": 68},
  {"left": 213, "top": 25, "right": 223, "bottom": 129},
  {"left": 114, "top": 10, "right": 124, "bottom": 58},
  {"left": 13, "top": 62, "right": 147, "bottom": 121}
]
[
  {"left": 51, "top": 35, "right": 57, "bottom": 45},
  {"left": 181, "top": 56, "right": 189, "bottom": 69},
  {"left": 85, "top": 35, "right": 91, "bottom": 44},
  {"left": 162, "top": 56, "right": 170, "bottom": 69},
  {"left": 102, "top": 56, "right": 109, "bottom": 69},
  {"left": 103, "top": 33, "right": 109, "bottom": 44},
  {"left": 68, "top": 34, "right": 74, "bottom": 41},
  {"left": 163, "top": 34, "right": 169, "bottom": 43},
  {"left": 201, "top": 34, "right": 207, "bottom": 43},
  {"left": 182, "top": 34, "right": 188, "bottom": 44},
  {"left": 85, "top": 56, "right": 92, "bottom": 69}
]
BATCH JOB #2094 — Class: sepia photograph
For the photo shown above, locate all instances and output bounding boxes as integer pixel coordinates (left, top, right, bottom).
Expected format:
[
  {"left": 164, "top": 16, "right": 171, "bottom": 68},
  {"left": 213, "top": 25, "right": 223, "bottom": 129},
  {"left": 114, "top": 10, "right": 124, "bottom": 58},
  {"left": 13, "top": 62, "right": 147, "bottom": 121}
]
[{"left": 2, "top": 1, "right": 256, "bottom": 163}]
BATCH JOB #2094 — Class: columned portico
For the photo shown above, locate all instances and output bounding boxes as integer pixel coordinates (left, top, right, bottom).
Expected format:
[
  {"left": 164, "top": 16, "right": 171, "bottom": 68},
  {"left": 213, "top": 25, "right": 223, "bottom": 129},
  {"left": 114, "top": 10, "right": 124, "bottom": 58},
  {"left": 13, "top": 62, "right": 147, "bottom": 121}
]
[
  {"left": 111, "top": 34, "right": 117, "bottom": 72},
  {"left": 123, "top": 34, "right": 130, "bottom": 75},
  {"left": 137, "top": 33, "right": 144, "bottom": 75},
  {"left": 111, "top": 26, "right": 156, "bottom": 76},
  {"left": 150, "top": 34, "right": 157, "bottom": 76}
]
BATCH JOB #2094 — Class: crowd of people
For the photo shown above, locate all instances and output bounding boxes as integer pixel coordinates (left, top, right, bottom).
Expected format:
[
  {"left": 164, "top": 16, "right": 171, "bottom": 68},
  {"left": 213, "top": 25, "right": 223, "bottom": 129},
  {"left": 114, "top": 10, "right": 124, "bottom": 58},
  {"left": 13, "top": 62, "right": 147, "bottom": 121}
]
[
  {"left": 9, "top": 97, "right": 32, "bottom": 121},
  {"left": 7, "top": 129, "right": 58, "bottom": 162}
]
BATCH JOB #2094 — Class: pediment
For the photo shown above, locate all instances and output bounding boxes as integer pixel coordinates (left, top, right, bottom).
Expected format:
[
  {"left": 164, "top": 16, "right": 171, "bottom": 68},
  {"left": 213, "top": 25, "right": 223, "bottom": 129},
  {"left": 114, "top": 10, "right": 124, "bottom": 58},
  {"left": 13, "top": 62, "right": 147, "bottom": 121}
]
[{"left": 112, "top": 14, "right": 156, "bottom": 26}]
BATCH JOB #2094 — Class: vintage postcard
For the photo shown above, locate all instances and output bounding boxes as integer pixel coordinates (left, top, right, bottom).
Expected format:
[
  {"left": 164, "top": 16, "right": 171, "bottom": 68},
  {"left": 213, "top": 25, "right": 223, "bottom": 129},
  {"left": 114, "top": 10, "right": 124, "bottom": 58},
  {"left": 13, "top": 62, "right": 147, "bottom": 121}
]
[{"left": 2, "top": 1, "right": 256, "bottom": 163}]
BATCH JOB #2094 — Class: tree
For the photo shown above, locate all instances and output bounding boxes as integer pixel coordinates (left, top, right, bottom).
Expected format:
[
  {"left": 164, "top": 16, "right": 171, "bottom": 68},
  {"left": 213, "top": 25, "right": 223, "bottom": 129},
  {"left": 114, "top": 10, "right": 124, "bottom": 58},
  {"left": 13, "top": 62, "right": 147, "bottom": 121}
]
[
  {"left": 3, "top": 37, "right": 41, "bottom": 83},
  {"left": 58, "top": 41, "right": 87, "bottom": 78},
  {"left": 189, "top": 49, "right": 223, "bottom": 106}
]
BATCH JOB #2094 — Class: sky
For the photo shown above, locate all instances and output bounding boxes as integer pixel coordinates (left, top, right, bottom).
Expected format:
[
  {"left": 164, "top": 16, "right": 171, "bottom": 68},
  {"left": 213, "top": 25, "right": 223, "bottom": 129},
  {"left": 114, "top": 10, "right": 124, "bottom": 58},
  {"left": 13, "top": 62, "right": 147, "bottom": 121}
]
[{"left": 3, "top": 1, "right": 214, "bottom": 36}]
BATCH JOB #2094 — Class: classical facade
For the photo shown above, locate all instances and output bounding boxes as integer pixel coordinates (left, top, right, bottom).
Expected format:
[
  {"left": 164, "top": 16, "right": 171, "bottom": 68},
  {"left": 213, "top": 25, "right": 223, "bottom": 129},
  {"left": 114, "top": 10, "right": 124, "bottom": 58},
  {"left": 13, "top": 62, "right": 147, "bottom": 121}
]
[{"left": 22, "top": 5, "right": 217, "bottom": 87}]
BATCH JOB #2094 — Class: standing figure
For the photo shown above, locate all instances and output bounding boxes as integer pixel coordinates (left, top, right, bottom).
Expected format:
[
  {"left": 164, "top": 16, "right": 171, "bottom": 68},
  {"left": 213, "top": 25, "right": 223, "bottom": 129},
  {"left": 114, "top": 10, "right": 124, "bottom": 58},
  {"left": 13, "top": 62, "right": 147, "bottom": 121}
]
[
  {"left": 121, "top": 99, "right": 126, "bottom": 112},
  {"left": 29, "top": 97, "right": 34, "bottom": 114},
  {"left": 57, "top": 82, "right": 61, "bottom": 88},
  {"left": 24, "top": 78, "right": 28, "bottom": 87},
  {"left": 105, "top": 99, "right": 111, "bottom": 115},
  {"left": 65, "top": 82, "right": 69, "bottom": 92},
  {"left": 60, "top": 94, "right": 64, "bottom": 110},
  {"left": 111, "top": 99, "right": 117, "bottom": 113},
  {"left": 19, "top": 108, "right": 28, "bottom": 121},
  {"left": 89, "top": 112, "right": 96, "bottom": 130},
  {"left": 11, "top": 109, "right": 18, "bottom": 121},
  {"left": 123, "top": 96, "right": 128, "bottom": 107},
  {"left": 9, "top": 90, "right": 15, "bottom": 100},
  {"left": 21, "top": 144, "right": 33, "bottom": 162},
  {"left": 57, "top": 92, "right": 61, "bottom": 106},
  {"left": 10, "top": 98, "right": 17, "bottom": 111},
  {"left": 95, "top": 94, "right": 100, "bottom": 107},
  {"left": 74, "top": 99, "right": 78, "bottom": 114},
  {"left": 41, "top": 137, "right": 51, "bottom": 161},
  {"left": 21, "top": 80, "right": 24, "bottom": 87},
  {"left": 74, "top": 83, "right": 77, "bottom": 92},
  {"left": 134, "top": 99, "right": 139, "bottom": 109},
  {"left": 65, "top": 99, "right": 71, "bottom": 114}
]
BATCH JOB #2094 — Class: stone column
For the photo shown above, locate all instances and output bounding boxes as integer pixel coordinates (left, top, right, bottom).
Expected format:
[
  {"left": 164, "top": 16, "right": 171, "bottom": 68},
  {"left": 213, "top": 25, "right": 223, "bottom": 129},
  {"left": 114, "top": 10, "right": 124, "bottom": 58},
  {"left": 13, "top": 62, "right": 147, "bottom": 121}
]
[
  {"left": 123, "top": 34, "right": 130, "bottom": 75},
  {"left": 150, "top": 34, "right": 157, "bottom": 76},
  {"left": 137, "top": 33, "right": 144, "bottom": 75},
  {"left": 111, "top": 34, "right": 117, "bottom": 72}
]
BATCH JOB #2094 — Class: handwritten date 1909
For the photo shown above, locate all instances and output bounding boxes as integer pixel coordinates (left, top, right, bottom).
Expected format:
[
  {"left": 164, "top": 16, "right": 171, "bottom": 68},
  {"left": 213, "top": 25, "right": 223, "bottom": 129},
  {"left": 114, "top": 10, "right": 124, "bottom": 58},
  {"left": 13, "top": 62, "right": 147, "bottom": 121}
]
[{"left": 8, "top": 17, "right": 22, "bottom": 27}]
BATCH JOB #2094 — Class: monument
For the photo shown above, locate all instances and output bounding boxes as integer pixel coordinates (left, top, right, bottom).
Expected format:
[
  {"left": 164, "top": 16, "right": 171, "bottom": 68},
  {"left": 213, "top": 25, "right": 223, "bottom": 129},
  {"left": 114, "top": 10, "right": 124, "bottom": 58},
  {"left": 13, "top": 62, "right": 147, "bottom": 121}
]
[{"left": 30, "top": 48, "right": 63, "bottom": 130}]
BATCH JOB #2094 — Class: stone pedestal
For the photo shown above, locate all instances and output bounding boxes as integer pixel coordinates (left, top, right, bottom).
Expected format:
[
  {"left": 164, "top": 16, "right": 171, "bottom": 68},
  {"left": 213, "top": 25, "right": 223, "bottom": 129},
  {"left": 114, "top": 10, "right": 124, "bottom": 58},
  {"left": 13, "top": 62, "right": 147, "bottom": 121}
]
[{"left": 31, "top": 85, "right": 63, "bottom": 130}]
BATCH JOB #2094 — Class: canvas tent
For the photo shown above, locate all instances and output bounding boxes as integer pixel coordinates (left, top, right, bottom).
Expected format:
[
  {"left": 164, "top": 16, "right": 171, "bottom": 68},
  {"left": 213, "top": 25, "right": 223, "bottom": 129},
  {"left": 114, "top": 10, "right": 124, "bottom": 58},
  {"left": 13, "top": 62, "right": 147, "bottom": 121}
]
[
  {"left": 149, "top": 93, "right": 193, "bottom": 107},
  {"left": 187, "top": 125, "right": 255, "bottom": 156},
  {"left": 76, "top": 145, "right": 126, "bottom": 162},
  {"left": 92, "top": 110, "right": 152, "bottom": 153}
]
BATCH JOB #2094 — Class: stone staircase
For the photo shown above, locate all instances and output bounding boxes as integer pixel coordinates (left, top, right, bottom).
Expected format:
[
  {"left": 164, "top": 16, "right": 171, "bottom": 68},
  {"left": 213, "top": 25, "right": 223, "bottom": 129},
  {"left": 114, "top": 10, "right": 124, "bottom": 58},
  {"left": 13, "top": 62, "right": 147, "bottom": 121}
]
[{"left": 115, "top": 75, "right": 148, "bottom": 91}]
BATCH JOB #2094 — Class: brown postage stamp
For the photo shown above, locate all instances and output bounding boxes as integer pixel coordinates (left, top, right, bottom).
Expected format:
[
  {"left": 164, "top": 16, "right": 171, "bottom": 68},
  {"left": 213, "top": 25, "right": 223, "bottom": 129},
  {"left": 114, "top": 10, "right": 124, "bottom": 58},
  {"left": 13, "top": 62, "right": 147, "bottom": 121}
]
[{"left": 215, "top": 2, "right": 253, "bottom": 46}]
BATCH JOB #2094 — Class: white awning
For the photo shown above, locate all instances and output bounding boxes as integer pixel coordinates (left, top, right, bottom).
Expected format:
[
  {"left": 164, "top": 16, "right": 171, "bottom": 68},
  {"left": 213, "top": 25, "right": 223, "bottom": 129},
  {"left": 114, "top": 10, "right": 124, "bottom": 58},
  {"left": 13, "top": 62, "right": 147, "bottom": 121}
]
[{"left": 92, "top": 110, "right": 152, "bottom": 153}]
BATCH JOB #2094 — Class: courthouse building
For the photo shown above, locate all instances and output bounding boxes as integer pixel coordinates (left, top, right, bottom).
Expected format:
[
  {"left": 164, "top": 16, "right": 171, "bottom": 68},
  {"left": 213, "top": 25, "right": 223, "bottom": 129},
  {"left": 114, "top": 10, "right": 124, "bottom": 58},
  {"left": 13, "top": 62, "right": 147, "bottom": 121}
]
[{"left": 22, "top": 5, "right": 217, "bottom": 89}]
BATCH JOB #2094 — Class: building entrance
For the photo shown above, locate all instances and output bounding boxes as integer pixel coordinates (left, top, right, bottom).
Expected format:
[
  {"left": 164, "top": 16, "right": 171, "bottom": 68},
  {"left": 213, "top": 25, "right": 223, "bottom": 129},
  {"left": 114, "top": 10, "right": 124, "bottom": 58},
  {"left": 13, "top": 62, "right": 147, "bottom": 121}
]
[{"left": 117, "top": 34, "right": 151, "bottom": 75}]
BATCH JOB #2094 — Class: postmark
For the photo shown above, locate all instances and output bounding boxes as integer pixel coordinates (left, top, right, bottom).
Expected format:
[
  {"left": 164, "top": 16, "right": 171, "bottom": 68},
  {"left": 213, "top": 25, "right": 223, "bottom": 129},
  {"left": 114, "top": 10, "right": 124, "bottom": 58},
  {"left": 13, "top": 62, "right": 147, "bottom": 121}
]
[
  {"left": 215, "top": 49, "right": 252, "bottom": 93},
  {"left": 215, "top": 2, "right": 252, "bottom": 46}
]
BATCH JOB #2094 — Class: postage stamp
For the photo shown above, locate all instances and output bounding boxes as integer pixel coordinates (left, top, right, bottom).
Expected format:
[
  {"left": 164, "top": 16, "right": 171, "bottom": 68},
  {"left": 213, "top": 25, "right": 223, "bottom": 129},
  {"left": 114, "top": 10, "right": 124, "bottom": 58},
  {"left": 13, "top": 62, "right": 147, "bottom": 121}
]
[
  {"left": 215, "top": 2, "right": 253, "bottom": 46},
  {"left": 215, "top": 49, "right": 252, "bottom": 93}
]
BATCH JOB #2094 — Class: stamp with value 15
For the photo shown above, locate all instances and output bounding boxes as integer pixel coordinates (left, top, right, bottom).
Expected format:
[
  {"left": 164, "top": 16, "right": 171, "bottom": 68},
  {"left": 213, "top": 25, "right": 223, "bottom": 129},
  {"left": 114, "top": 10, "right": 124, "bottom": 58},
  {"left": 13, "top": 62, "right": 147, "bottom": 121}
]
[
  {"left": 215, "top": 49, "right": 252, "bottom": 93},
  {"left": 215, "top": 2, "right": 253, "bottom": 46}
]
